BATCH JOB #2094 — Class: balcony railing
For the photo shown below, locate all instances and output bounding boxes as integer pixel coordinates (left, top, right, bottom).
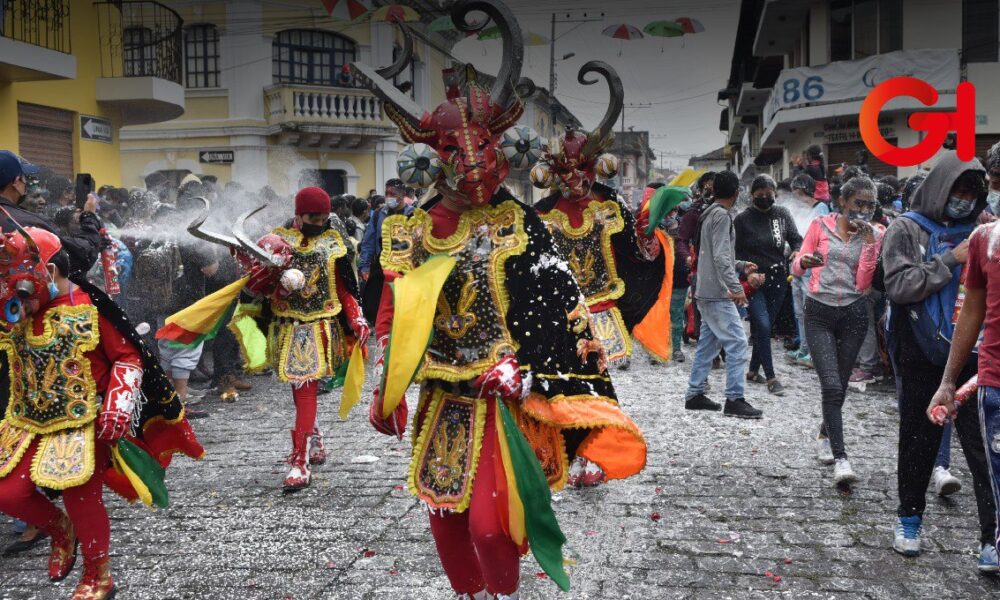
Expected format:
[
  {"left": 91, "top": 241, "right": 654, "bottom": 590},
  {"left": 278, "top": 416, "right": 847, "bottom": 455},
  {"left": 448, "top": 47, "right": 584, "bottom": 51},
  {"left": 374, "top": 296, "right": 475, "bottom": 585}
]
[
  {"left": 95, "top": 1, "right": 182, "bottom": 84},
  {"left": 264, "top": 84, "right": 392, "bottom": 129},
  {"left": 0, "top": 0, "right": 71, "bottom": 54}
]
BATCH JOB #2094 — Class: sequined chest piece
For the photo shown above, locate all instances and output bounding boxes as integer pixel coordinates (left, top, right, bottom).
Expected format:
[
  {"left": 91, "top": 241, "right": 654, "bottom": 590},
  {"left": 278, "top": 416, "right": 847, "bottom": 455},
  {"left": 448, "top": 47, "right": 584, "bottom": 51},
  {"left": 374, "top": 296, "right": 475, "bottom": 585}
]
[
  {"left": 541, "top": 199, "right": 625, "bottom": 306},
  {"left": 383, "top": 202, "right": 528, "bottom": 381},
  {"left": 270, "top": 228, "right": 347, "bottom": 321},
  {"left": 5, "top": 305, "right": 100, "bottom": 434}
]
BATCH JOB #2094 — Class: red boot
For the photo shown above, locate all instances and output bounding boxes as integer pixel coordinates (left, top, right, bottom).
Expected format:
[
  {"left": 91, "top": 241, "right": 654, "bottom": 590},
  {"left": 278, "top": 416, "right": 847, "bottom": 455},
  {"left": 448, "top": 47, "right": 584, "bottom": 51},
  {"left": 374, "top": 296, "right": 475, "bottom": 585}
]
[
  {"left": 46, "top": 512, "right": 77, "bottom": 582},
  {"left": 71, "top": 556, "right": 116, "bottom": 600},
  {"left": 283, "top": 430, "right": 311, "bottom": 492},
  {"left": 309, "top": 426, "right": 327, "bottom": 465}
]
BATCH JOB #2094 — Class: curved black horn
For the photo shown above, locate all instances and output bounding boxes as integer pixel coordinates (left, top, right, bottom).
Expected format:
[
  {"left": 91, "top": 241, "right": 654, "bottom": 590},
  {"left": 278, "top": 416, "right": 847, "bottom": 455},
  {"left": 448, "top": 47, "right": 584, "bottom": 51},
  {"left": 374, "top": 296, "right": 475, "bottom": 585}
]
[
  {"left": 578, "top": 61, "right": 624, "bottom": 156},
  {"left": 186, "top": 197, "right": 238, "bottom": 248},
  {"left": 233, "top": 205, "right": 283, "bottom": 267},
  {"left": 451, "top": 0, "right": 524, "bottom": 109},
  {"left": 376, "top": 22, "right": 413, "bottom": 80}
]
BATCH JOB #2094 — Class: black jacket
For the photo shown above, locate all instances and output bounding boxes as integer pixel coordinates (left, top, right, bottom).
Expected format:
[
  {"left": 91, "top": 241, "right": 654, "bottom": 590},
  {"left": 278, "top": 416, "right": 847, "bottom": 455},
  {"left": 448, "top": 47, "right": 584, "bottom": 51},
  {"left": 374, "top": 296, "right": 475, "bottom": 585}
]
[{"left": 0, "top": 198, "right": 103, "bottom": 277}]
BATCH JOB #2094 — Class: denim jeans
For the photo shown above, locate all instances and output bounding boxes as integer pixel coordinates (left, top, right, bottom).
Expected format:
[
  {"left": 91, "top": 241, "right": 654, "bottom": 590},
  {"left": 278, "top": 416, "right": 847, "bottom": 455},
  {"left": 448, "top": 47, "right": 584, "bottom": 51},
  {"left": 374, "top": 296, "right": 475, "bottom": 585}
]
[
  {"left": 670, "top": 287, "right": 688, "bottom": 352},
  {"left": 686, "top": 299, "right": 749, "bottom": 401},
  {"left": 936, "top": 422, "right": 953, "bottom": 470},
  {"left": 791, "top": 275, "right": 809, "bottom": 354},
  {"left": 978, "top": 385, "right": 1000, "bottom": 547},
  {"left": 805, "top": 297, "right": 868, "bottom": 460},
  {"left": 857, "top": 292, "right": 884, "bottom": 373},
  {"left": 747, "top": 278, "right": 788, "bottom": 380}
]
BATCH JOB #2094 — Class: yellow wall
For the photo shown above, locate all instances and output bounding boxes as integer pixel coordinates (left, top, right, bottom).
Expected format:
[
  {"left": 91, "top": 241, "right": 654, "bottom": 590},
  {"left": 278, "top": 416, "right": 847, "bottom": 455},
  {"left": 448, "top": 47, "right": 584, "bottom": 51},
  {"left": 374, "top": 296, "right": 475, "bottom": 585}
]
[{"left": 0, "top": 5, "right": 123, "bottom": 187}]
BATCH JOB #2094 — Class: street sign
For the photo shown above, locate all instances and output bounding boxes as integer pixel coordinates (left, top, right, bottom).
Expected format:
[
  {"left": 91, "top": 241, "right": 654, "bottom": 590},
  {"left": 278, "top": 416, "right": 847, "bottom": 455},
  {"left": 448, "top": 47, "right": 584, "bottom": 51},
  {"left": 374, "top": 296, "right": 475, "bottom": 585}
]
[
  {"left": 80, "top": 115, "right": 112, "bottom": 144},
  {"left": 199, "top": 150, "right": 235, "bottom": 164}
]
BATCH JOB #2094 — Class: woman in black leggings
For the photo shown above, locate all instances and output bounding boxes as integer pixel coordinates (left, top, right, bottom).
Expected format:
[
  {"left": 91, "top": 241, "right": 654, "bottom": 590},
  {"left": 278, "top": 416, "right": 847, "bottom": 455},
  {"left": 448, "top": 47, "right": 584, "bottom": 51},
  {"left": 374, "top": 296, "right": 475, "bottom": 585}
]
[{"left": 791, "top": 176, "right": 881, "bottom": 486}]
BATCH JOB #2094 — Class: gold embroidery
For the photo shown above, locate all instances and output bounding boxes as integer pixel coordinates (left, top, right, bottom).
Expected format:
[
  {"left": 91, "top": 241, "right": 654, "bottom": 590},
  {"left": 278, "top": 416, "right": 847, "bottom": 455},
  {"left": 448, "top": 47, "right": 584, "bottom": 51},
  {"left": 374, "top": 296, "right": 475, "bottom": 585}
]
[
  {"left": 540, "top": 199, "right": 626, "bottom": 306},
  {"left": 408, "top": 387, "right": 486, "bottom": 512},
  {"left": 31, "top": 425, "right": 95, "bottom": 490},
  {"left": 380, "top": 202, "right": 528, "bottom": 381},
  {"left": 590, "top": 307, "right": 633, "bottom": 363},
  {"left": 2, "top": 305, "right": 100, "bottom": 435},
  {"left": 269, "top": 227, "right": 347, "bottom": 321},
  {"left": 271, "top": 319, "right": 346, "bottom": 384},
  {"left": 434, "top": 272, "right": 479, "bottom": 339},
  {"left": 0, "top": 420, "right": 34, "bottom": 478}
]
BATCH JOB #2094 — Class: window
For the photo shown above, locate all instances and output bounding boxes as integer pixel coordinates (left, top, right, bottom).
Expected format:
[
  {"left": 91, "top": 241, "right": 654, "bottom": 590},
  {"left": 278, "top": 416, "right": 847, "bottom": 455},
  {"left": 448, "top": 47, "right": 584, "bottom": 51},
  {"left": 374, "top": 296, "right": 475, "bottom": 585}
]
[
  {"left": 964, "top": 0, "right": 999, "bottom": 63},
  {"left": 124, "top": 27, "right": 154, "bottom": 77},
  {"left": 273, "top": 30, "right": 356, "bottom": 86},
  {"left": 185, "top": 24, "right": 219, "bottom": 88},
  {"left": 392, "top": 44, "right": 415, "bottom": 98},
  {"left": 829, "top": 0, "right": 903, "bottom": 61}
]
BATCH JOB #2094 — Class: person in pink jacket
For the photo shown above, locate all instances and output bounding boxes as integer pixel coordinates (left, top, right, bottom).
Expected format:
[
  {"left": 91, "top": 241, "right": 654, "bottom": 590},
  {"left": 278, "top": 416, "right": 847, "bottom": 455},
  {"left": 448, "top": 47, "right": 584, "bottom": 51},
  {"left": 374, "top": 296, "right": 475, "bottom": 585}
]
[{"left": 792, "top": 175, "right": 881, "bottom": 487}]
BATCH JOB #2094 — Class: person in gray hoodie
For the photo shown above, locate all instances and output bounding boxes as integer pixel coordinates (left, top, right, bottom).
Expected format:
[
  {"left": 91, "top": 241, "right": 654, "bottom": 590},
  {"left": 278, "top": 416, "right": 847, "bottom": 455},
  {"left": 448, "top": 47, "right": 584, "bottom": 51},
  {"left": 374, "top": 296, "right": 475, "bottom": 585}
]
[
  {"left": 882, "top": 150, "right": 997, "bottom": 570},
  {"left": 683, "top": 170, "right": 763, "bottom": 419}
]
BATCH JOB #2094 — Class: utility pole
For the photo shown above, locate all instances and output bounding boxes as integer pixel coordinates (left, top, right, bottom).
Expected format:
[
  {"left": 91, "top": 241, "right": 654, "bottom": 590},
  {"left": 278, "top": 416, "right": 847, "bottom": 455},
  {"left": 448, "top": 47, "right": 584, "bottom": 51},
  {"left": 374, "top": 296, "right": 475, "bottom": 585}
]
[
  {"left": 548, "top": 11, "right": 603, "bottom": 133},
  {"left": 618, "top": 102, "right": 651, "bottom": 192}
]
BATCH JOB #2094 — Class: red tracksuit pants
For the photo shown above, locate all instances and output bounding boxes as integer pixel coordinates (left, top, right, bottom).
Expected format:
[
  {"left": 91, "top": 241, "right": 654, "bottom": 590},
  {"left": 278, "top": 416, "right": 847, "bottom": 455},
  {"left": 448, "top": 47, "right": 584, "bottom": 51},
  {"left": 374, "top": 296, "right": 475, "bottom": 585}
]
[
  {"left": 0, "top": 437, "right": 111, "bottom": 560},
  {"left": 427, "top": 398, "right": 520, "bottom": 596}
]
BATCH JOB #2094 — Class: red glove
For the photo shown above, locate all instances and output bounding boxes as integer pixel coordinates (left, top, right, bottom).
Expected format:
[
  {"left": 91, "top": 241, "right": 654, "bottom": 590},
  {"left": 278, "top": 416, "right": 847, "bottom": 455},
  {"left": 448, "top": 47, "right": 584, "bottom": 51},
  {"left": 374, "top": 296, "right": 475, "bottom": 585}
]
[
  {"left": 369, "top": 336, "right": 408, "bottom": 438},
  {"left": 98, "top": 362, "right": 142, "bottom": 443},
  {"left": 475, "top": 356, "right": 524, "bottom": 402}
]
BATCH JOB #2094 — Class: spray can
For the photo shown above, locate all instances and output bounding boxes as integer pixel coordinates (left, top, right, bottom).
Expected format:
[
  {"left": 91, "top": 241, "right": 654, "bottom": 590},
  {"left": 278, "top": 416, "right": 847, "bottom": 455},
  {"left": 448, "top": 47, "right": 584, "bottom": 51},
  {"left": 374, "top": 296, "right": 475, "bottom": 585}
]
[
  {"left": 930, "top": 375, "right": 978, "bottom": 425},
  {"left": 99, "top": 228, "right": 121, "bottom": 296}
]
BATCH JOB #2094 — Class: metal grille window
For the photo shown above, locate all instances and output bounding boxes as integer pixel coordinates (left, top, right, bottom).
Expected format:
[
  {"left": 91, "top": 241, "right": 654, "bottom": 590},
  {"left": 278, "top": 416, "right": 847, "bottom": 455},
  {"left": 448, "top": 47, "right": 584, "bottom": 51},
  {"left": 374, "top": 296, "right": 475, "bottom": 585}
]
[
  {"left": 273, "top": 30, "right": 356, "bottom": 86},
  {"left": 185, "top": 24, "right": 219, "bottom": 88},
  {"left": 964, "top": 0, "right": 1000, "bottom": 63},
  {"left": 124, "top": 27, "right": 154, "bottom": 77}
]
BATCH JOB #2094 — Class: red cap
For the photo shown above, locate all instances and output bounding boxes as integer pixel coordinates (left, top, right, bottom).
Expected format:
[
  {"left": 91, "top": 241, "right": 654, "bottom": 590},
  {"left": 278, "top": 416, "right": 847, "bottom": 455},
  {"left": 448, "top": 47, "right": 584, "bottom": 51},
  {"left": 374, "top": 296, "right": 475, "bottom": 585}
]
[{"left": 294, "top": 186, "right": 331, "bottom": 215}]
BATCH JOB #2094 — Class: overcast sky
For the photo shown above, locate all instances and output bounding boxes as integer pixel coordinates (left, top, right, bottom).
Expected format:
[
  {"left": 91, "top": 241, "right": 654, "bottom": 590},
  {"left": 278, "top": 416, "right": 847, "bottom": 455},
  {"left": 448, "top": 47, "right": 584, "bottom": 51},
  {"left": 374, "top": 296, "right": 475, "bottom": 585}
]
[{"left": 449, "top": 0, "right": 741, "bottom": 171}]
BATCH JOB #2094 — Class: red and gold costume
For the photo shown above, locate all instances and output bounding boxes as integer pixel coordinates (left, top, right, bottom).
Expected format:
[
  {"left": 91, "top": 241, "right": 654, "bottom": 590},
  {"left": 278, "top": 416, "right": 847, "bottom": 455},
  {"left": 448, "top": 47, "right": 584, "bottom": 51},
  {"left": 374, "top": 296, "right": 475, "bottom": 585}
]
[
  {"left": 181, "top": 187, "right": 368, "bottom": 491},
  {"left": 532, "top": 62, "right": 676, "bottom": 369},
  {"left": 0, "top": 226, "right": 202, "bottom": 600},
  {"left": 350, "top": 3, "right": 646, "bottom": 598}
]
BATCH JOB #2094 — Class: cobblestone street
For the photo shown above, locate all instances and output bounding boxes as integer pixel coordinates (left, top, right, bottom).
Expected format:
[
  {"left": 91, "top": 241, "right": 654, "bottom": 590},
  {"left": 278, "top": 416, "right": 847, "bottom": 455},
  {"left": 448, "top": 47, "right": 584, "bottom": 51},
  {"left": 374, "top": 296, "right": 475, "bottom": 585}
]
[{"left": 3, "top": 342, "right": 1000, "bottom": 599}]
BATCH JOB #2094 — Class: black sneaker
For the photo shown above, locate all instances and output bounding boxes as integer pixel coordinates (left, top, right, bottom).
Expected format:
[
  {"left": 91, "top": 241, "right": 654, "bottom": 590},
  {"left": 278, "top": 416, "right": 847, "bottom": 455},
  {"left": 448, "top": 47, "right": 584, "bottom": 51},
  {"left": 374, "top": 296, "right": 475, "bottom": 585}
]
[
  {"left": 685, "top": 394, "right": 721, "bottom": 411},
  {"left": 672, "top": 349, "right": 686, "bottom": 363},
  {"left": 724, "top": 398, "right": 763, "bottom": 419}
]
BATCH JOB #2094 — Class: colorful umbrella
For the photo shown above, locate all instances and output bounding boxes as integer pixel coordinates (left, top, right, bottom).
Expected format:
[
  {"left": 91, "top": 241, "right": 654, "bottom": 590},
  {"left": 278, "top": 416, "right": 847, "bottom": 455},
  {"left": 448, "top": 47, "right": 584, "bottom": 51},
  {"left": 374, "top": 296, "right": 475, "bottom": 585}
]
[
  {"left": 643, "top": 20, "right": 686, "bottom": 38},
  {"left": 602, "top": 24, "right": 644, "bottom": 40},
  {"left": 320, "top": 0, "right": 371, "bottom": 22},
  {"left": 368, "top": 4, "right": 421, "bottom": 23},
  {"left": 477, "top": 26, "right": 548, "bottom": 46},
  {"left": 428, "top": 14, "right": 487, "bottom": 33},
  {"left": 675, "top": 17, "right": 706, "bottom": 34}
]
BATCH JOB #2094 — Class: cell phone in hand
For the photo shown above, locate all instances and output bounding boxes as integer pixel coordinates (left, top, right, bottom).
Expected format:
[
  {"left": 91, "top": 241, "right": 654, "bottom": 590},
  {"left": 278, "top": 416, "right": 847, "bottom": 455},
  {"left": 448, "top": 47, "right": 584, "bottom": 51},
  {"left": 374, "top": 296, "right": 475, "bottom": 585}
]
[{"left": 74, "top": 173, "right": 94, "bottom": 209}]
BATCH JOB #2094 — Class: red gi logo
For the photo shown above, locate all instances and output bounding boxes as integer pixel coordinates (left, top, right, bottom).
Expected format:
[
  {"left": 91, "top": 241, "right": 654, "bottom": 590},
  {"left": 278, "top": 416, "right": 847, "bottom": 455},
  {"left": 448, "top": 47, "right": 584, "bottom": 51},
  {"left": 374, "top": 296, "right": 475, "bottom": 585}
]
[{"left": 859, "top": 76, "right": 976, "bottom": 167}]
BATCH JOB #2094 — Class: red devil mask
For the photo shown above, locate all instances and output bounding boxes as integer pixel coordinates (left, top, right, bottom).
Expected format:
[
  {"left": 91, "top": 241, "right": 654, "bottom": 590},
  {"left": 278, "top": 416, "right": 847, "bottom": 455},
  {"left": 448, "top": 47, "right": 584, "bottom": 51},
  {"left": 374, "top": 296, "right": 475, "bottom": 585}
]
[
  {"left": 349, "top": 0, "right": 526, "bottom": 207},
  {"left": 0, "top": 225, "right": 62, "bottom": 326},
  {"left": 533, "top": 61, "right": 624, "bottom": 200}
]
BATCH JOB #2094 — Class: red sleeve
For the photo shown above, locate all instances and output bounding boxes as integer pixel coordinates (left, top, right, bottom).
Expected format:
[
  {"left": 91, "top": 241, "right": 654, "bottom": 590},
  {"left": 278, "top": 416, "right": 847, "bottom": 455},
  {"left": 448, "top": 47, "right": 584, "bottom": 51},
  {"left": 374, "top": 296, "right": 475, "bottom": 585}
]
[
  {"left": 335, "top": 268, "right": 362, "bottom": 320},
  {"left": 97, "top": 314, "right": 142, "bottom": 367},
  {"left": 967, "top": 227, "right": 988, "bottom": 290},
  {"left": 374, "top": 272, "right": 401, "bottom": 339}
]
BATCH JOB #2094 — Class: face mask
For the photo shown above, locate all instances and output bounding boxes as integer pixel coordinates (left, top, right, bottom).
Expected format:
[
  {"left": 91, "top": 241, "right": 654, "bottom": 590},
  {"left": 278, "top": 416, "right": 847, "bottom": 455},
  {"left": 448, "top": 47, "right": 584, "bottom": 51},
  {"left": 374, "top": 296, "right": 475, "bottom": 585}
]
[
  {"left": 945, "top": 195, "right": 975, "bottom": 220},
  {"left": 300, "top": 222, "right": 327, "bottom": 237},
  {"left": 848, "top": 210, "right": 874, "bottom": 222},
  {"left": 385, "top": 197, "right": 400, "bottom": 210},
  {"left": 988, "top": 190, "right": 1000, "bottom": 213},
  {"left": 753, "top": 195, "right": 775, "bottom": 210},
  {"left": 664, "top": 216, "right": 679, "bottom": 230}
]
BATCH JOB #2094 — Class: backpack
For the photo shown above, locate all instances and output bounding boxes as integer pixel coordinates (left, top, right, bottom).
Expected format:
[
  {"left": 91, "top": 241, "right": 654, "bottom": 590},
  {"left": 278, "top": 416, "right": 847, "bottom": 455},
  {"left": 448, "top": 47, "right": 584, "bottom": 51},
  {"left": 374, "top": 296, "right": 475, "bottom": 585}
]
[
  {"left": 885, "top": 211, "right": 975, "bottom": 367},
  {"left": 132, "top": 240, "right": 180, "bottom": 313}
]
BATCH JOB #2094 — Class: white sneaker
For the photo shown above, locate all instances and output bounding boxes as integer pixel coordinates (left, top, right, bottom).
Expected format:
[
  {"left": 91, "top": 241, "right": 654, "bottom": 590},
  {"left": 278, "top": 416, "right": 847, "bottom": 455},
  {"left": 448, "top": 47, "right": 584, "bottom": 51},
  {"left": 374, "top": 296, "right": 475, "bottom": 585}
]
[
  {"left": 833, "top": 458, "right": 857, "bottom": 485},
  {"left": 816, "top": 436, "right": 835, "bottom": 465},
  {"left": 931, "top": 466, "right": 962, "bottom": 497}
]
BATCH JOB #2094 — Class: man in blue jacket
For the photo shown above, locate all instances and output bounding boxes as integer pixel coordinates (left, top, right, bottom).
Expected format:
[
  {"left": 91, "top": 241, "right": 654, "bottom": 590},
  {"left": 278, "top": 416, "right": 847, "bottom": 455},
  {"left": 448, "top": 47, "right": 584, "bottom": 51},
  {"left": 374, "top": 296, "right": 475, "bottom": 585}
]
[{"left": 359, "top": 178, "right": 413, "bottom": 322}]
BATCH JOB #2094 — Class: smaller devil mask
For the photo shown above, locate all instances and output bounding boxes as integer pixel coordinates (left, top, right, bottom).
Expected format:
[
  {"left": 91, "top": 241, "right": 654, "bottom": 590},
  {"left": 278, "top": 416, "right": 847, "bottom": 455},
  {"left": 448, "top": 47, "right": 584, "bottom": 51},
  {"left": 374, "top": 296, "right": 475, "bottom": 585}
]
[
  {"left": 532, "top": 61, "right": 624, "bottom": 200},
  {"left": 0, "top": 224, "right": 62, "bottom": 326}
]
